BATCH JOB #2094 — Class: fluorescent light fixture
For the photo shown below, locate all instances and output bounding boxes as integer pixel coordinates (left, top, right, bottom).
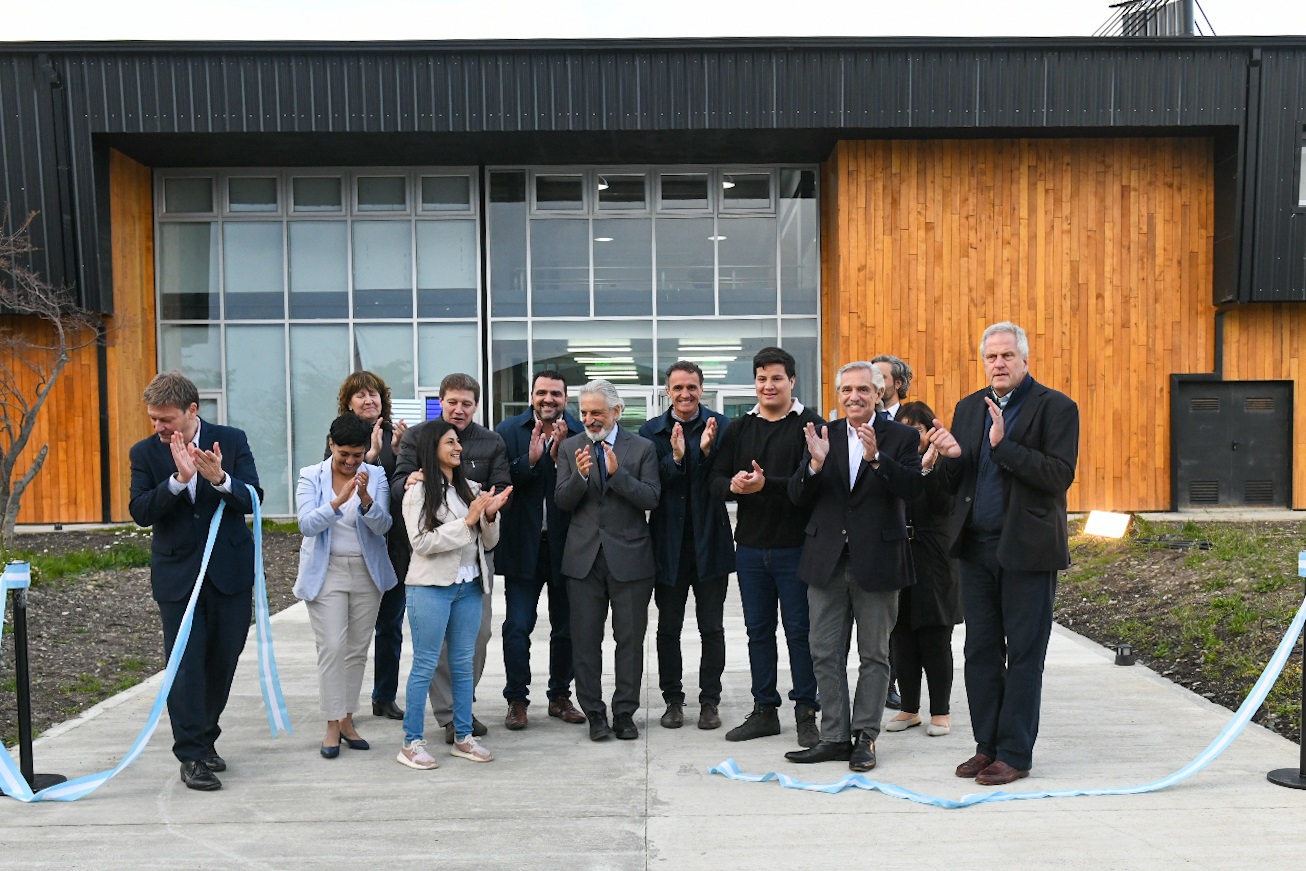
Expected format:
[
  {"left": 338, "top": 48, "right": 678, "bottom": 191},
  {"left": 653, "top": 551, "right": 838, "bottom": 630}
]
[
  {"left": 574, "top": 356, "right": 635, "bottom": 364},
  {"left": 567, "top": 345, "right": 630, "bottom": 352},
  {"left": 1083, "top": 510, "right": 1131, "bottom": 539},
  {"left": 678, "top": 344, "right": 743, "bottom": 352},
  {"left": 594, "top": 236, "right": 614, "bottom": 242},
  {"left": 708, "top": 235, "right": 727, "bottom": 241}
]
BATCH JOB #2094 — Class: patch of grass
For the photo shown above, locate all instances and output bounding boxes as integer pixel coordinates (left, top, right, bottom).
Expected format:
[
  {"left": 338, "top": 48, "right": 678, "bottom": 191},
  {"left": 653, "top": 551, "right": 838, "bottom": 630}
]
[
  {"left": 62, "top": 673, "right": 103, "bottom": 695},
  {"left": 111, "top": 676, "right": 143, "bottom": 693},
  {"left": 119, "top": 656, "right": 150, "bottom": 673},
  {"left": 1, "top": 536, "right": 151, "bottom": 585},
  {"left": 1, "top": 676, "right": 16, "bottom": 693},
  {"left": 260, "top": 518, "right": 299, "bottom": 534}
]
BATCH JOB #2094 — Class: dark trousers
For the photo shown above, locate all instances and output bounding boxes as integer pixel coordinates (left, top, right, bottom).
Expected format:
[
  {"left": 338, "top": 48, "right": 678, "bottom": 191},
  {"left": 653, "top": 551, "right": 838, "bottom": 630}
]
[
  {"left": 502, "top": 533, "right": 574, "bottom": 704},
  {"left": 734, "top": 545, "right": 818, "bottom": 709},
  {"left": 157, "top": 581, "right": 252, "bottom": 763},
  {"left": 959, "top": 537, "right": 1057, "bottom": 772},
  {"left": 890, "top": 587, "right": 955, "bottom": 716},
  {"left": 567, "top": 548, "right": 654, "bottom": 718},
  {"left": 371, "top": 578, "right": 406, "bottom": 703},
  {"left": 654, "top": 547, "right": 727, "bottom": 706}
]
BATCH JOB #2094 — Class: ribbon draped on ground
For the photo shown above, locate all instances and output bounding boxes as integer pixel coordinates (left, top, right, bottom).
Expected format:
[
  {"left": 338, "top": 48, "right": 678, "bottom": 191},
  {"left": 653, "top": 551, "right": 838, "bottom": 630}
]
[
  {"left": 1, "top": 483, "right": 291, "bottom": 803},
  {"left": 711, "top": 591, "right": 1306, "bottom": 808}
]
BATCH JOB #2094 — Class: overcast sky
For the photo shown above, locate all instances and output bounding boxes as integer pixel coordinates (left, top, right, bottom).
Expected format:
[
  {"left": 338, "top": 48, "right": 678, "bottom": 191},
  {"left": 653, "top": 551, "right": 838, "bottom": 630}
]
[{"left": 4, "top": 0, "right": 1304, "bottom": 42}]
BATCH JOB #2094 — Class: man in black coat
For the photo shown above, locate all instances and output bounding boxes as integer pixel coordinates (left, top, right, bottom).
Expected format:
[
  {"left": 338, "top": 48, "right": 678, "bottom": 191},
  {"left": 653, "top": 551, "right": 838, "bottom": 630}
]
[
  {"left": 784, "top": 362, "right": 922, "bottom": 772},
  {"left": 495, "top": 370, "right": 586, "bottom": 730},
  {"left": 929, "top": 321, "right": 1080, "bottom": 786},
  {"left": 639, "top": 361, "right": 734, "bottom": 731},
  {"left": 129, "top": 371, "right": 262, "bottom": 791}
]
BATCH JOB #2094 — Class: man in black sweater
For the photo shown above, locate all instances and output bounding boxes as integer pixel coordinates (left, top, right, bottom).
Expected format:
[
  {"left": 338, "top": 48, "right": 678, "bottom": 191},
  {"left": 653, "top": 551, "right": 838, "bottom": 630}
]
[{"left": 709, "top": 347, "right": 825, "bottom": 748}]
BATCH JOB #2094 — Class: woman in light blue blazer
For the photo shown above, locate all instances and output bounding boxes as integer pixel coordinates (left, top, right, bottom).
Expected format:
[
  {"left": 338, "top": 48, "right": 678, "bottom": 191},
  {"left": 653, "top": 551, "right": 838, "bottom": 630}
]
[{"left": 296, "top": 413, "right": 399, "bottom": 758}]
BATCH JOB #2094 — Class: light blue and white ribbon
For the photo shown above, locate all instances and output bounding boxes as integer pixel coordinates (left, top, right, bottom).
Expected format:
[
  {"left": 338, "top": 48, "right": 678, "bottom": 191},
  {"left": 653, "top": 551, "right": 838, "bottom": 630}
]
[
  {"left": 711, "top": 590, "right": 1306, "bottom": 808},
  {"left": 2, "top": 484, "right": 290, "bottom": 803}
]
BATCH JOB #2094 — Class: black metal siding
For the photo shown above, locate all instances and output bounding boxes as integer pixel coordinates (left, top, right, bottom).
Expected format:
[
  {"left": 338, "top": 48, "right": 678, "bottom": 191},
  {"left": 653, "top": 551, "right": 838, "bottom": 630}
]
[{"left": 0, "top": 38, "right": 1301, "bottom": 311}]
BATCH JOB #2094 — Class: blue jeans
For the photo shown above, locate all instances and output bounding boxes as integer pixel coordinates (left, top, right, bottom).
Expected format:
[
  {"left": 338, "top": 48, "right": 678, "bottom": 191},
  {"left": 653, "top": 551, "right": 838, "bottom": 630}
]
[
  {"left": 403, "top": 582, "right": 482, "bottom": 744},
  {"left": 734, "top": 545, "right": 818, "bottom": 709}
]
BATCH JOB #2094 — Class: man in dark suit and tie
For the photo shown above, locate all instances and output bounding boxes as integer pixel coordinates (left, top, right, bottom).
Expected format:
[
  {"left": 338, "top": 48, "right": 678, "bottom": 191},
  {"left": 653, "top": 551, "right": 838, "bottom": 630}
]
[
  {"left": 129, "top": 371, "right": 262, "bottom": 791},
  {"left": 785, "top": 362, "right": 922, "bottom": 771},
  {"left": 555, "top": 379, "right": 661, "bottom": 741},
  {"left": 928, "top": 321, "right": 1079, "bottom": 786},
  {"left": 495, "top": 369, "right": 587, "bottom": 730}
]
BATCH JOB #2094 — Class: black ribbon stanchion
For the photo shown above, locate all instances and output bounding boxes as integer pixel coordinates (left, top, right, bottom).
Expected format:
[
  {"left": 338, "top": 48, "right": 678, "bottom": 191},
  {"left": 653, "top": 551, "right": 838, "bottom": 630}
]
[
  {"left": 1, "top": 561, "right": 67, "bottom": 795},
  {"left": 1267, "top": 551, "right": 1306, "bottom": 790}
]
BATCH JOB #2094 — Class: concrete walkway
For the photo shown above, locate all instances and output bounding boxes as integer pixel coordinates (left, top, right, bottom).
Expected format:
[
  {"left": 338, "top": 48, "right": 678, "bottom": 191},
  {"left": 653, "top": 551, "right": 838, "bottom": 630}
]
[{"left": 4, "top": 580, "right": 1305, "bottom": 869}]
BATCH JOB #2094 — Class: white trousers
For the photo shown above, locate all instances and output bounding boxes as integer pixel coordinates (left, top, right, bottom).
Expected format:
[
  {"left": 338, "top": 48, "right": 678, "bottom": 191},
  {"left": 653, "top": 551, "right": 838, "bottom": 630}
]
[{"left": 306, "top": 554, "right": 383, "bottom": 720}]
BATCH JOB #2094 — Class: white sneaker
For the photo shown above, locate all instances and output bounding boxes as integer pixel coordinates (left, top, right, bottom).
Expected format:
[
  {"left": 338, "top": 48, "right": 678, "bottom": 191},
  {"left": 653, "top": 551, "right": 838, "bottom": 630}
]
[
  {"left": 451, "top": 735, "right": 493, "bottom": 763},
  {"left": 397, "top": 739, "right": 439, "bottom": 770}
]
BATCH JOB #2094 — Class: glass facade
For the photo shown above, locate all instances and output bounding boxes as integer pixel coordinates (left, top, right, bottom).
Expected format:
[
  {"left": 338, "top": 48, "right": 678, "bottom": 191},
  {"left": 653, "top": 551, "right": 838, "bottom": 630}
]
[{"left": 155, "top": 164, "right": 818, "bottom": 512}]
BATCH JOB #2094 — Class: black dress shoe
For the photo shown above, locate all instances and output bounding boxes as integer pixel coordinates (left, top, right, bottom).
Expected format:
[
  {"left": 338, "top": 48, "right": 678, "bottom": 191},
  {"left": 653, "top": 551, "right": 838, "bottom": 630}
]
[
  {"left": 202, "top": 747, "right": 226, "bottom": 772},
  {"left": 784, "top": 741, "right": 853, "bottom": 764},
  {"left": 372, "top": 700, "right": 404, "bottom": 719},
  {"left": 885, "top": 684, "right": 902, "bottom": 710},
  {"left": 341, "top": 735, "right": 370, "bottom": 750},
  {"left": 180, "top": 760, "right": 221, "bottom": 790},
  {"left": 587, "top": 712, "right": 613, "bottom": 741},
  {"left": 613, "top": 713, "right": 639, "bottom": 740},
  {"left": 320, "top": 743, "right": 340, "bottom": 759},
  {"left": 849, "top": 732, "right": 876, "bottom": 772}
]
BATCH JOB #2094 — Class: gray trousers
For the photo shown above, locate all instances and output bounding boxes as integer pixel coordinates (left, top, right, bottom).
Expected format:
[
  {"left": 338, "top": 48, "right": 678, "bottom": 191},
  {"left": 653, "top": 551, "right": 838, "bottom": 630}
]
[
  {"left": 567, "top": 548, "right": 655, "bottom": 719},
  {"left": 807, "top": 554, "right": 899, "bottom": 744},
  {"left": 428, "top": 586, "right": 492, "bottom": 726}
]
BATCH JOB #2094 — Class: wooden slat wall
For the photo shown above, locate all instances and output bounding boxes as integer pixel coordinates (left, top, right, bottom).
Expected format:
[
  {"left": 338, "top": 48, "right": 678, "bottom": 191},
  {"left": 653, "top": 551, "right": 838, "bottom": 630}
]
[
  {"left": 105, "top": 149, "right": 157, "bottom": 522},
  {"left": 821, "top": 138, "right": 1217, "bottom": 511},
  {"left": 1222, "top": 305, "right": 1306, "bottom": 508},
  {"left": 1, "top": 316, "right": 102, "bottom": 523}
]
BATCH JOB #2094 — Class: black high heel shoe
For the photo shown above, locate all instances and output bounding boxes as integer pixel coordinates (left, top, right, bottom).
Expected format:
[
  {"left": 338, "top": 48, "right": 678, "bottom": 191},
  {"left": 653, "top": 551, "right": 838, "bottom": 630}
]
[
  {"left": 341, "top": 734, "right": 370, "bottom": 751},
  {"left": 320, "top": 743, "right": 340, "bottom": 759}
]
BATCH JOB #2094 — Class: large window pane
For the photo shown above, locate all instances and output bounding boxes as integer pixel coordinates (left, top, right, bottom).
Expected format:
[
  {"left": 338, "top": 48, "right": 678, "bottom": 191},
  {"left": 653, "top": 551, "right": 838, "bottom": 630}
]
[
  {"left": 225, "top": 325, "right": 288, "bottom": 514},
  {"left": 656, "top": 218, "right": 714, "bottom": 316},
  {"left": 598, "top": 174, "right": 646, "bottom": 211},
  {"left": 656, "top": 318, "right": 777, "bottom": 386},
  {"left": 159, "top": 324, "right": 222, "bottom": 389},
  {"left": 534, "top": 320, "right": 653, "bottom": 387},
  {"left": 530, "top": 220, "right": 590, "bottom": 317},
  {"left": 418, "top": 323, "right": 480, "bottom": 393},
  {"left": 417, "top": 221, "right": 477, "bottom": 318},
  {"left": 489, "top": 172, "right": 527, "bottom": 317},
  {"left": 354, "top": 324, "right": 414, "bottom": 399},
  {"left": 158, "top": 223, "right": 219, "bottom": 319},
  {"left": 660, "top": 173, "right": 709, "bottom": 210},
  {"left": 490, "top": 321, "right": 529, "bottom": 424},
  {"left": 223, "top": 222, "right": 284, "bottom": 319},
  {"left": 593, "top": 218, "right": 651, "bottom": 317},
  {"left": 289, "top": 221, "right": 348, "bottom": 318},
  {"left": 290, "top": 324, "right": 350, "bottom": 478},
  {"left": 781, "top": 318, "right": 820, "bottom": 412},
  {"left": 718, "top": 217, "right": 777, "bottom": 316},
  {"left": 421, "top": 176, "right": 471, "bottom": 212},
  {"left": 353, "top": 222, "right": 413, "bottom": 318},
  {"left": 779, "top": 169, "right": 819, "bottom": 315}
]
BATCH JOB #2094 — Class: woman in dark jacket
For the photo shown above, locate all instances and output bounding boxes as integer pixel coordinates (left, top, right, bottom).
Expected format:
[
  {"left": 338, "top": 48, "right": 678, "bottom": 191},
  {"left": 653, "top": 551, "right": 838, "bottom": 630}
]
[
  {"left": 885, "top": 400, "right": 963, "bottom": 737},
  {"left": 331, "top": 370, "right": 410, "bottom": 719}
]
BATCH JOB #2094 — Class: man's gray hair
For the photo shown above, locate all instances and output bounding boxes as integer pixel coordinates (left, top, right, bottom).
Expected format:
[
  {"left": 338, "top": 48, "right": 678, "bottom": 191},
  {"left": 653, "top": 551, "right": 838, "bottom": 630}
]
[
  {"left": 835, "top": 361, "right": 886, "bottom": 411},
  {"left": 579, "top": 379, "right": 623, "bottom": 412},
  {"left": 979, "top": 322, "right": 1030, "bottom": 360},
  {"left": 870, "top": 354, "right": 913, "bottom": 400}
]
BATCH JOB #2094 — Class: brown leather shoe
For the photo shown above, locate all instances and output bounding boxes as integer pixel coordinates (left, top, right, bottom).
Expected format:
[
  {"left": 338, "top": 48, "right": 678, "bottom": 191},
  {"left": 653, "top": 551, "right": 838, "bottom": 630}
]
[
  {"left": 698, "top": 703, "right": 722, "bottom": 730},
  {"left": 505, "top": 700, "right": 528, "bottom": 730},
  {"left": 547, "top": 696, "right": 586, "bottom": 724},
  {"left": 955, "top": 753, "right": 995, "bottom": 778},
  {"left": 975, "top": 760, "right": 1030, "bottom": 786}
]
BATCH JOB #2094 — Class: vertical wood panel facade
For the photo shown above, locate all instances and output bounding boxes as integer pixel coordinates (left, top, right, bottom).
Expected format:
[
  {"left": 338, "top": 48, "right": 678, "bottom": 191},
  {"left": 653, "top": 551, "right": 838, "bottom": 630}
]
[
  {"left": 821, "top": 138, "right": 1218, "bottom": 512},
  {"left": 105, "top": 149, "right": 157, "bottom": 521},
  {"left": 1222, "top": 305, "right": 1306, "bottom": 507},
  {"left": 1, "top": 316, "right": 102, "bottom": 523}
]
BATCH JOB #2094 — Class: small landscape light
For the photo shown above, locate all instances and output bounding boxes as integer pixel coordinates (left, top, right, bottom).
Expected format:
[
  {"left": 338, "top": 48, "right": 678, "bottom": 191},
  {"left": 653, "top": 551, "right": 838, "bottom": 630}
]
[
  {"left": 1115, "top": 643, "right": 1136, "bottom": 666},
  {"left": 1084, "top": 510, "right": 1131, "bottom": 539}
]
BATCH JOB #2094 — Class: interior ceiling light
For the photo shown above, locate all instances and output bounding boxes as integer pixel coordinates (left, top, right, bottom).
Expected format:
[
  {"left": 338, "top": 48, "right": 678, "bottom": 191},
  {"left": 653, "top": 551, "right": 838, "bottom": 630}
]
[
  {"left": 708, "top": 235, "right": 727, "bottom": 242},
  {"left": 722, "top": 174, "right": 736, "bottom": 189},
  {"left": 597, "top": 176, "right": 610, "bottom": 191},
  {"left": 594, "top": 236, "right": 614, "bottom": 242}
]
